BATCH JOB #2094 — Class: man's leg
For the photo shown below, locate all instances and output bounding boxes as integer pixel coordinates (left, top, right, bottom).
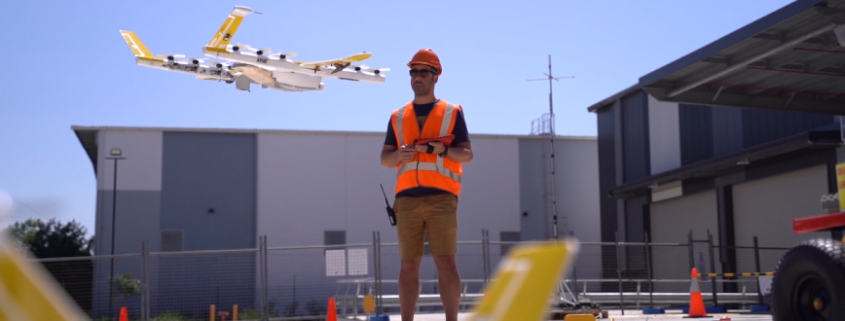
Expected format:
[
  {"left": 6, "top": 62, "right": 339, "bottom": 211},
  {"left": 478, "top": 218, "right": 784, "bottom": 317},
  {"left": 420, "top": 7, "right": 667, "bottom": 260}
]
[
  {"left": 433, "top": 254, "right": 461, "bottom": 321},
  {"left": 423, "top": 194, "right": 461, "bottom": 321},
  {"left": 399, "top": 257, "right": 423, "bottom": 321},
  {"left": 394, "top": 196, "right": 425, "bottom": 321}
]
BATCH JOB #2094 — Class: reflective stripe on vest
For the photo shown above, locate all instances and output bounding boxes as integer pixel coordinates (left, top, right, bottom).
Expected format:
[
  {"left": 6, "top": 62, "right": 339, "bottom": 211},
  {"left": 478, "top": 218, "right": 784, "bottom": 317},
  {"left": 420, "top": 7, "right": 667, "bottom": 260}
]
[
  {"left": 397, "top": 105, "right": 407, "bottom": 146},
  {"left": 398, "top": 161, "right": 462, "bottom": 183},
  {"left": 436, "top": 104, "right": 454, "bottom": 169}
]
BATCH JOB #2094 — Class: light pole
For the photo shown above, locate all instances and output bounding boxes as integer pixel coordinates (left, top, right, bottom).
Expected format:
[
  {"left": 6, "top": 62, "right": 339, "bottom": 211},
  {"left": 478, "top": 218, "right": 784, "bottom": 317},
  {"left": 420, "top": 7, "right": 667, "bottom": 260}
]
[{"left": 105, "top": 148, "right": 125, "bottom": 315}]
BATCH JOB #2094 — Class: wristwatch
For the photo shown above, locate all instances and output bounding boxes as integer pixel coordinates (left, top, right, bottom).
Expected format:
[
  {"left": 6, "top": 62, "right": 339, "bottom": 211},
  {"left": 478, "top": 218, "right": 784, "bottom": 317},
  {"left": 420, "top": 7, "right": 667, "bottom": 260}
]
[{"left": 438, "top": 146, "right": 449, "bottom": 157}]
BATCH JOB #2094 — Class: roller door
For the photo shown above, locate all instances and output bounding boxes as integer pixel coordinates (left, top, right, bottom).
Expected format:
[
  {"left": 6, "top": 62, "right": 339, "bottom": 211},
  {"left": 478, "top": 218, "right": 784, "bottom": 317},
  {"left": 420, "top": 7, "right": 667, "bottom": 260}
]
[
  {"left": 732, "top": 164, "right": 830, "bottom": 275},
  {"left": 649, "top": 190, "right": 719, "bottom": 291}
]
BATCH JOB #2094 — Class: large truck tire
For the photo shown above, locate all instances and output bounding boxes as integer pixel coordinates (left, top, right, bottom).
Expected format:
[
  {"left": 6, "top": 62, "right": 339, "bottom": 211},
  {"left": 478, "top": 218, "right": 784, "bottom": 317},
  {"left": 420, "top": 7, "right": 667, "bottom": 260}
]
[{"left": 771, "top": 238, "right": 845, "bottom": 321}]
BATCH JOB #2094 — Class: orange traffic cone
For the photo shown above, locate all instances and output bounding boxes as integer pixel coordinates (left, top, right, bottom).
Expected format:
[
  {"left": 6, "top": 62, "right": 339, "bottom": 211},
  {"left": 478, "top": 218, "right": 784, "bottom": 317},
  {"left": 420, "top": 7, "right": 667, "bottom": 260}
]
[
  {"left": 119, "top": 306, "right": 128, "bottom": 321},
  {"left": 687, "top": 268, "right": 708, "bottom": 318},
  {"left": 326, "top": 297, "right": 337, "bottom": 321}
]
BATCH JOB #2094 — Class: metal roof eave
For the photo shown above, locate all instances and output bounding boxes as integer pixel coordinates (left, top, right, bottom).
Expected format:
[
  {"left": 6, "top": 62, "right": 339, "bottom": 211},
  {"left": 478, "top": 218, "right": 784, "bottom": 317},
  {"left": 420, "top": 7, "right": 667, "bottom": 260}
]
[
  {"left": 586, "top": 84, "right": 640, "bottom": 113},
  {"left": 73, "top": 129, "right": 98, "bottom": 174},
  {"left": 637, "top": 0, "right": 845, "bottom": 112},
  {"left": 638, "top": 0, "right": 829, "bottom": 88},
  {"left": 607, "top": 128, "right": 842, "bottom": 199}
]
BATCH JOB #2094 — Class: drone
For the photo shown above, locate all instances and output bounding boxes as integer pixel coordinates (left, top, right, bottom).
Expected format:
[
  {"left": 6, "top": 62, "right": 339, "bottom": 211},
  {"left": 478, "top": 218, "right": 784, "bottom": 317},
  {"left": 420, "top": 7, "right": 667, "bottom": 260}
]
[{"left": 120, "top": 6, "right": 389, "bottom": 93}]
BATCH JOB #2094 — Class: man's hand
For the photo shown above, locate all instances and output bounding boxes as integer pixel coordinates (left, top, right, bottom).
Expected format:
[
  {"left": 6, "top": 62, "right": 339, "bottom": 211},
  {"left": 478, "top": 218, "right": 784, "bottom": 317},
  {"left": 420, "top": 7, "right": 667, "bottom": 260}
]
[
  {"left": 381, "top": 145, "right": 417, "bottom": 168},
  {"left": 398, "top": 145, "right": 417, "bottom": 162},
  {"left": 414, "top": 142, "right": 445, "bottom": 155}
]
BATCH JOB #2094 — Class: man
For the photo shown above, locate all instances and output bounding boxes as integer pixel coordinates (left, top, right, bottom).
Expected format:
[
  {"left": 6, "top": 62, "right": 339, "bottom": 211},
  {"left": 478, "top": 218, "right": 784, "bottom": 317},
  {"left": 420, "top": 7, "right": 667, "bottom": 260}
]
[{"left": 380, "top": 48, "right": 473, "bottom": 321}]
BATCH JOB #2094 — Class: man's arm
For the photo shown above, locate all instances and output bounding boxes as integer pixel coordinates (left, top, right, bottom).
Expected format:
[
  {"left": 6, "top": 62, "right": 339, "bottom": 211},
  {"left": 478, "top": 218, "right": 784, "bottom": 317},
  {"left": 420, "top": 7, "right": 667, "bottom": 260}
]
[
  {"left": 447, "top": 142, "right": 473, "bottom": 163},
  {"left": 381, "top": 145, "right": 400, "bottom": 168},
  {"left": 419, "top": 142, "right": 472, "bottom": 163},
  {"left": 382, "top": 145, "right": 417, "bottom": 168}
]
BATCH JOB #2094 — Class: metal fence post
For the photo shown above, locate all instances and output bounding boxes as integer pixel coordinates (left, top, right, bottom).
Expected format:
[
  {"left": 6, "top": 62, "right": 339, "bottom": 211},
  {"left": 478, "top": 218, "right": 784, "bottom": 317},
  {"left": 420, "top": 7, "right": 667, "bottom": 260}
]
[
  {"left": 377, "top": 231, "right": 383, "bottom": 315},
  {"left": 644, "top": 232, "right": 654, "bottom": 309},
  {"left": 481, "top": 229, "right": 490, "bottom": 283},
  {"left": 570, "top": 230, "right": 577, "bottom": 297},
  {"left": 485, "top": 229, "right": 491, "bottom": 282},
  {"left": 754, "top": 236, "right": 763, "bottom": 306},
  {"left": 688, "top": 230, "right": 694, "bottom": 271},
  {"left": 141, "top": 240, "right": 149, "bottom": 321},
  {"left": 372, "top": 231, "right": 383, "bottom": 316},
  {"left": 260, "top": 235, "right": 269, "bottom": 321},
  {"left": 615, "top": 231, "right": 624, "bottom": 315},
  {"left": 707, "top": 230, "right": 718, "bottom": 307}
]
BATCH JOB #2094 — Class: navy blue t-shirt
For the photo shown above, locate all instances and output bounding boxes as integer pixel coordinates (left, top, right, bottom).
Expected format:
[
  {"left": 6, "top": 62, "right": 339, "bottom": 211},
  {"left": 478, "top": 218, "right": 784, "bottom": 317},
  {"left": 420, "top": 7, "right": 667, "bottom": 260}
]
[{"left": 384, "top": 101, "right": 470, "bottom": 197}]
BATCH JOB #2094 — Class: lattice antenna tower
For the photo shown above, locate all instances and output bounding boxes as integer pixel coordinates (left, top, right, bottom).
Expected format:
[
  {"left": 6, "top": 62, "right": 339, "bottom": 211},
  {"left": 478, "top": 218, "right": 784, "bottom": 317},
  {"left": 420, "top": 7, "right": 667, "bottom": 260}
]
[{"left": 527, "top": 54, "right": 574, "bottom": 240}]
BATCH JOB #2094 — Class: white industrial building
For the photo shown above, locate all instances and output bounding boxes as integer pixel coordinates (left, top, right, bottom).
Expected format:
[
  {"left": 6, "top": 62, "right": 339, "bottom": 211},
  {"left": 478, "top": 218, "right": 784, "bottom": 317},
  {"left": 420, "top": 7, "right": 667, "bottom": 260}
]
[{"left": 72, "top": 125, "right": 601, "bottom": 317}]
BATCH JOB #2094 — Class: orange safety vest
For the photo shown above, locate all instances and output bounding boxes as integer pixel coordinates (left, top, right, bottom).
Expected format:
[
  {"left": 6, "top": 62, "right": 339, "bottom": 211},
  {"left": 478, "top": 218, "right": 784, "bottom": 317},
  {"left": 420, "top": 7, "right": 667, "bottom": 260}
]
[{"left": 391, "top": 100, "right": 463, "bottom": 196}]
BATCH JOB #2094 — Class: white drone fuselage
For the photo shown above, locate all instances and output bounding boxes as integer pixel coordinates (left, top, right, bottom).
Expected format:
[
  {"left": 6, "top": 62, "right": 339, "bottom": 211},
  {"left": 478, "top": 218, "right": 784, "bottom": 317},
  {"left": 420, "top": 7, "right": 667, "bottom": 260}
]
[
  {"left": 201, "top": 47, "right": 386, "bottom": 84},
  {"left": 229, "top": 63, "right": 324, "bottom": 91},
  {"left": 135, "top": 57, "right": 234, "bottom": 82}
]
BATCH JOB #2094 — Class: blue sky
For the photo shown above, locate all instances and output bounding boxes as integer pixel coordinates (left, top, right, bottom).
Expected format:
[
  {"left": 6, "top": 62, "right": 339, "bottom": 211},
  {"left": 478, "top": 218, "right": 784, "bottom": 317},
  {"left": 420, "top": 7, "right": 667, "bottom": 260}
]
[{"left": 0, "top": 1, "right": 794, "bottom": 237}]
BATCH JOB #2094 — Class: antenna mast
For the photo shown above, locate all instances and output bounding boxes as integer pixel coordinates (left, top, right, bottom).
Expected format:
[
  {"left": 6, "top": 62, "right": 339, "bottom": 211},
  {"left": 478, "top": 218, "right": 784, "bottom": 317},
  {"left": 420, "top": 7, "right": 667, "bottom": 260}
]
[{"left": 527, "top": 54, "right": 574, "bottom": 239}]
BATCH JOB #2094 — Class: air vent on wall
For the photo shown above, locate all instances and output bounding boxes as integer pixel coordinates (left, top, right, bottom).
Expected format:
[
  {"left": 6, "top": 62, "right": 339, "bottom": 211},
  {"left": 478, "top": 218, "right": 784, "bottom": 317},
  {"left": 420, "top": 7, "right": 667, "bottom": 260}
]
[{"left": 161, "top": 230, "right": 183, "bottom": 252}]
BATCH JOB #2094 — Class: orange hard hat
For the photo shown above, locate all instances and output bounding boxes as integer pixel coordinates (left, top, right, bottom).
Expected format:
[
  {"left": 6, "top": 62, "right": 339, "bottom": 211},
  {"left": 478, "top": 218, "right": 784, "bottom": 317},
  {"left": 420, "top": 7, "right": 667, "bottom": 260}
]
[{"left": 407, "top": 48, "right": 442, "bottom": 75}]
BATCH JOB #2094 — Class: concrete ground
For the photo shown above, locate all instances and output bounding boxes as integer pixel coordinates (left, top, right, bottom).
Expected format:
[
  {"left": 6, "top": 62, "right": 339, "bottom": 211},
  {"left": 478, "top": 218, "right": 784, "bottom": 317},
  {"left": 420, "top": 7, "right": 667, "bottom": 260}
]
[{"left": 350, "top": 309, "right": 774, "bottom": 321}]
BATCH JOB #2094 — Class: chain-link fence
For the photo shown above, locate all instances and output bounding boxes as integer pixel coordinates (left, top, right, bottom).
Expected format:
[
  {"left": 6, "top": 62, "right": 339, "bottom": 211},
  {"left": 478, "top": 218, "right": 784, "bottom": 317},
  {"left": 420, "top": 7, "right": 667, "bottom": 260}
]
[{"left": 28, "top": 229, "right": 795, "bottom": 320}]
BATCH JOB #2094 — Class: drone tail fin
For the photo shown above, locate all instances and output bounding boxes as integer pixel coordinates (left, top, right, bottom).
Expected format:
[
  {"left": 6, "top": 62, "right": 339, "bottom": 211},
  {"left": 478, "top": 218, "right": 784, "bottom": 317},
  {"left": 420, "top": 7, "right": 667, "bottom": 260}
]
[
  {"left": 205, "top": 6, "right": 256, "bottom": 53},
  {"left": 119, "top": 30, "right": 164, "bottom": 63}
]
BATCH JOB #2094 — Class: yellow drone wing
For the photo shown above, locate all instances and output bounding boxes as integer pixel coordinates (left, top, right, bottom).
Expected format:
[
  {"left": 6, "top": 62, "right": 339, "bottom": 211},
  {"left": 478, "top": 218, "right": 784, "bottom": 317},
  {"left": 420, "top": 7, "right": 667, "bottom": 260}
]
[{"left": 296, "top": 52, "right": 372, "bottom": 67}]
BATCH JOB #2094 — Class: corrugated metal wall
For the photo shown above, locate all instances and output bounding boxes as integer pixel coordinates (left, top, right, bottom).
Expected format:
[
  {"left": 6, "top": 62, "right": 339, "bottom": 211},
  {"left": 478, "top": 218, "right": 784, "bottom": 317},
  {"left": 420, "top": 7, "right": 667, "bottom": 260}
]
[
  {"left": 597, "top": 107, "right": 617, "bottom": 243},
  {"left": 711, "top": 105, "right": 744, "bottom": 157},
  {"left": 679, "top": 104, "right": 835, "bottom": 166},
  {"left": 622, "top": 91, "right": 650, "bottom": 183},
  {"left": 679, "top": 104, "right": 714, "bottom": 165},
  {"left": 741, "top": 108, "right": 834, "bottom": 148}
]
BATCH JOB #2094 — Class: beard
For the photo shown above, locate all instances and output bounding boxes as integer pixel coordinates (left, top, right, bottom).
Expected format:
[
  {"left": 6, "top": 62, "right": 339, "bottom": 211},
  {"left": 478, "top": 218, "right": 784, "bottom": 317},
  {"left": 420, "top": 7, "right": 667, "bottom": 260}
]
[{"left": 413, "top": 82, "right": 429, "bottom": 96}]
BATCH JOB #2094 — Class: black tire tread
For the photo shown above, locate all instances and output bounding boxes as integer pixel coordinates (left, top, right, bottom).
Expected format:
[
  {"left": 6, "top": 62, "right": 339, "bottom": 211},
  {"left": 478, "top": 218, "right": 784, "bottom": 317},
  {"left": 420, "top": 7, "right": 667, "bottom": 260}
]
[{"left": 771, "top": 238, "right": 845, "bottom": 321}]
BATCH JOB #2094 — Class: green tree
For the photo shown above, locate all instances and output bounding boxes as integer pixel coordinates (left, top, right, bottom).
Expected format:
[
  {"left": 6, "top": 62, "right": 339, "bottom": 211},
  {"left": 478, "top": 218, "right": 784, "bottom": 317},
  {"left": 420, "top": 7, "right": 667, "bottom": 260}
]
[
  {"left": 3, "top": 218, "right": 95, "bottom": 313},
  {"left": 109, "top": 272, "right": 141, "bottom": 301},
  {"left": 5, "top": 218, "right": 94, "bottom": 258}
]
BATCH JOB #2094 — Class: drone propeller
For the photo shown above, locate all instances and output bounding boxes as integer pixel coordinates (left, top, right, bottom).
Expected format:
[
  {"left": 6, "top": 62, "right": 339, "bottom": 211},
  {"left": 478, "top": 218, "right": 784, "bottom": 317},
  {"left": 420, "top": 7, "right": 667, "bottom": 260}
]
[
  {"left": 157, "top": 54, "right": 185, "bottom": 61},
  {"left": 230, "top": 43, "right": 258, "bottom": 52},
  {"left": 354, "top": 65, "right": 390, "bottom": 74},
  {"left": 275, "top": 52, "right": 296, "bottom": 59},
  {"left": 182, "top": 57, "right": 207, "bottom": 65},
  {"left": 208, "top": 61, "right": 230, "bottom": 68}
]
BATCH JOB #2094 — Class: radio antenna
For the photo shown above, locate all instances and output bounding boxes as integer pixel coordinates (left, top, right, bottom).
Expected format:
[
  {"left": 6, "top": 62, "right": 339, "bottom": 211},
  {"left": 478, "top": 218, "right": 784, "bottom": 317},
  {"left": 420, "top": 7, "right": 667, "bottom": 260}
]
[{"left": 526, "top": 54, "right": 574, "bottom": 240}]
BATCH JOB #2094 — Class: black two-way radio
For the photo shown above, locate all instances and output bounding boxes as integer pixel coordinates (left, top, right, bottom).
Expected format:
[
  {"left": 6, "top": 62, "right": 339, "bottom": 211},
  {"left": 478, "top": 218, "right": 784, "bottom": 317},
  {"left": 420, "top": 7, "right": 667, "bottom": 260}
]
[{"left": 380, "top": 184, "right": 397, "bottom": 226}]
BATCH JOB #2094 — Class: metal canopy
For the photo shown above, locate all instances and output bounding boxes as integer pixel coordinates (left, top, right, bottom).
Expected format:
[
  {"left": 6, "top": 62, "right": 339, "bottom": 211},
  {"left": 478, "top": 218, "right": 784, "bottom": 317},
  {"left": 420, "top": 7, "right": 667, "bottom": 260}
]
[
  {"left": 607, "top": 127, "right": 842, "bottom": 199},
  {"left": 639, "top": 0, "right": 845, "bottom": 114}
]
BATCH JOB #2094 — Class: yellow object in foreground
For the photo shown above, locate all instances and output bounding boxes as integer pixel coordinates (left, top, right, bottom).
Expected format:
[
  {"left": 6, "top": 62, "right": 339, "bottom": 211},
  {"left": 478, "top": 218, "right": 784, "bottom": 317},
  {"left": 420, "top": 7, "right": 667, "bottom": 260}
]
[
  {"left": 836, "top": 162, "right": 845, "bottom": 211},
  {"left": 468, "top": 240, "right": 579, "bottom": 321},
  {"left": 0, "top": 236, "right": 88, "bottom": 321}
]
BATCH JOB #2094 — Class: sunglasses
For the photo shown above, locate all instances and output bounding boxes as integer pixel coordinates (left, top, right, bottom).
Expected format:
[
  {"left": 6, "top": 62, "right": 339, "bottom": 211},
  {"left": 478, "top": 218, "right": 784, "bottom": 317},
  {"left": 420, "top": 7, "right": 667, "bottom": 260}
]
[{"left": 409, "top": 69, "right": 434, "bottom": 77}]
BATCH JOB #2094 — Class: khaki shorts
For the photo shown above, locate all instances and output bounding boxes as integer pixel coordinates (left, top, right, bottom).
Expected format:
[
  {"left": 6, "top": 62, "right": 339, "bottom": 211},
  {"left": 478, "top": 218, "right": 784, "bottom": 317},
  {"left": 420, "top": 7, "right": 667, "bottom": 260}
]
[{"left": 394, "top": 193, "right": 458, "bottom": 259}]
